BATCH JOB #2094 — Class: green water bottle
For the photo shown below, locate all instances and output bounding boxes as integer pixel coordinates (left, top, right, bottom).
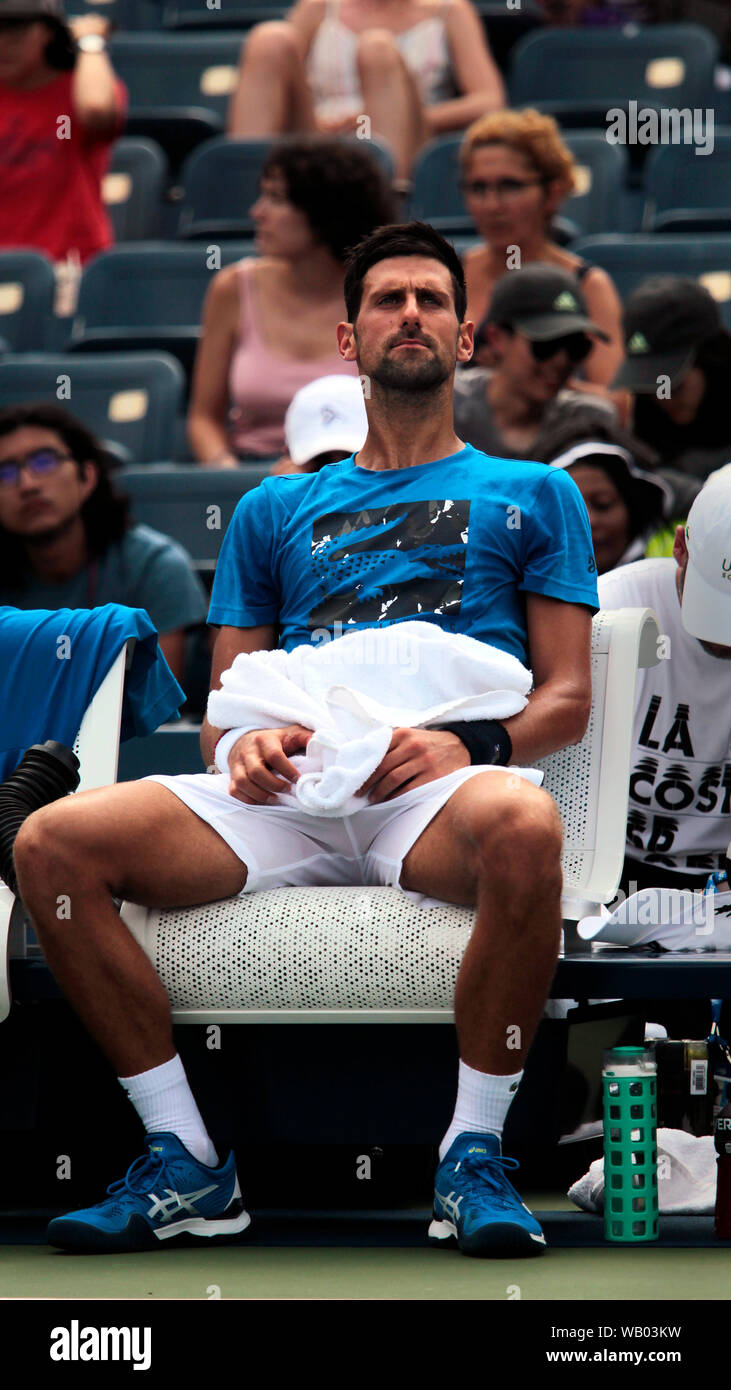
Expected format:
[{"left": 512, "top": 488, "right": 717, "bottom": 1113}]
[{"left": 602, "top": 1046, "right": 658, "bottom": 1243}]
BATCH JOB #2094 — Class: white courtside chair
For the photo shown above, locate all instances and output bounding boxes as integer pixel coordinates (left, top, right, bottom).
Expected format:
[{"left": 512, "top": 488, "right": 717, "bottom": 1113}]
[
  {"left": 119, "top": 608, "right": 661, "bottom": 1025},
  {"left": 0, "top": 642, "right": 133, "bottom": 1023}
]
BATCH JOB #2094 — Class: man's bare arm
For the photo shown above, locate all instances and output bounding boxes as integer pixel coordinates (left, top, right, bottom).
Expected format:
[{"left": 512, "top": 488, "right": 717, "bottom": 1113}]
[
  {"left": 498, "top": 593, "right": 593, "bottom": 765},
  {"left": 200, "top": 623, "right": 277, "bottom": 767},
  {"left": 361, "top": 595, "right": 593, "bottom": 802}
]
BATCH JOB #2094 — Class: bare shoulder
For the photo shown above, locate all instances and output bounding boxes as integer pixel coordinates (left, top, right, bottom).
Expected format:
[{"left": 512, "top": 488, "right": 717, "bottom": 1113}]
[{"left": 205, "top": 261, "right": 242, "bottom": 310}]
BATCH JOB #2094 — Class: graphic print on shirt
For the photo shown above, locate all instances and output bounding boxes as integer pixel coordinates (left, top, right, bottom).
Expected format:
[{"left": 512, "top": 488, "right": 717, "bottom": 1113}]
[
  {"left": 627, "top": 693, "right": 731, "bottom": 872},
  {"left": 308, "top": 499, "right": 470, "bottom": 629}
]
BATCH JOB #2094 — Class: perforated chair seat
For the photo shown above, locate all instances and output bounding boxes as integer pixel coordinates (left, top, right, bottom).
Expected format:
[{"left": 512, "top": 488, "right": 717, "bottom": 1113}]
[{"left": 123, "top": 887, "right": 474, "bottom": 1019}]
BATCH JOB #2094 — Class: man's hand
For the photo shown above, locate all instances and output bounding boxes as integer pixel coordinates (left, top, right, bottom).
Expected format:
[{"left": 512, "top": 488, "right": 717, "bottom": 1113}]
[
  {"left": 227, "top": 725, "right": 313, "bottom": 804},
  {"left": 358, "top": 728, "right": 470, "bottom": 804}
]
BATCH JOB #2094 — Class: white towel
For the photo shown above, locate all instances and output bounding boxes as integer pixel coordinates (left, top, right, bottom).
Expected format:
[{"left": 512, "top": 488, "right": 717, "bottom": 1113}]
[
  {"left": 568, "top": 1128, "right": 718, "bottom": 1215},
  {"left": 208, "top": 621, "right": 540, "bottom": 816},
  {"left": 578, "top": 886, "right": 731, "bottom": 951}
]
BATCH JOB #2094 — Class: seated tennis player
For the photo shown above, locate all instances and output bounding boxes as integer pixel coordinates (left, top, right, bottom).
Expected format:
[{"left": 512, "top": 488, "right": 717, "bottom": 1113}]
[{"left": 14, "top": 222, "right": 598, "bottom": 1257}]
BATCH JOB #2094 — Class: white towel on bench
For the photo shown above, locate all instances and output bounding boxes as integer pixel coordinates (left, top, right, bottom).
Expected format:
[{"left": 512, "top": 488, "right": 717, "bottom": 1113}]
[{"left": 208, "top": 622, "right": 537, "bottom": 816}]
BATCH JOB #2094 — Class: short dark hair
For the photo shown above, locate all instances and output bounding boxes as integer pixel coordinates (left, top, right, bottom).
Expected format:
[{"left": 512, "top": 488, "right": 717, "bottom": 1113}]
[
  {"left": 344, "top": 221, "right": 467, "bottom": 325},
  {"left": 0, "top": 402, "right": 130, "bottom": 591},
  {"left": 262, "top": 137, "right": 396, "bottom": 262}
]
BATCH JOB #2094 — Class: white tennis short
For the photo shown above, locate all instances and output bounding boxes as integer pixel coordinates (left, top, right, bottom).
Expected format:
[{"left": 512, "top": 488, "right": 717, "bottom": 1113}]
[{"left": 146, "top": 764, "right": 542, "bottom": 897}]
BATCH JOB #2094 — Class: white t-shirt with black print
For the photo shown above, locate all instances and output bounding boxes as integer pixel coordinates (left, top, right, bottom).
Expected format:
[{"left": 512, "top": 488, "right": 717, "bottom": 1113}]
[{"left": 598, "top": 557, "right": 731, "bottom": 876}]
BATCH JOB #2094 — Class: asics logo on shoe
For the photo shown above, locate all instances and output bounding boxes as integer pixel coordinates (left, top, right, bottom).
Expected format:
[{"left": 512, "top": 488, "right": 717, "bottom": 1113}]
[
  {"left": 466, "top": 1145, "right": 487, "bottom": 1156},
  {"left": 435, "top": 1189, "right": 464, "bottom": 1223},
  {"left": 146, "top": 1184, "right": 219, "bottom": 1224}
]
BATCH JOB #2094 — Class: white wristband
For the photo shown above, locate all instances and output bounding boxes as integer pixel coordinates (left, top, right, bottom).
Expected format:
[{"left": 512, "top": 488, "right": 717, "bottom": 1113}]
[{"left": 214, "top": 727, "right": 253, "bottom": 774}]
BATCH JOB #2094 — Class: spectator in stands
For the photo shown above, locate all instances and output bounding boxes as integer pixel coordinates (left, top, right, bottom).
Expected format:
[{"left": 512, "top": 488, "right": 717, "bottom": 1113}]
[
  {"left": 0, "top": 404, "right": 208, "bottom": 684},
  {"left": 271, "top": 372, "right": 369, "bottom": 474},
  {"left": 227, "top": 0, "right": 505, "bottom": 184},
  {"left": 187, "top": 137, "right": 394, "bottom": 467},
  {"left": 0, "top": 0, "right": 125, "bottom": 306},
  {"left": 612, "top": 277, "right": 731, "bottom": 489},
  {"left": 453, "top": 264, "right": 615, "bottom": 461},
  {"left": 536, "top": 407, "right": 672, "bottom": 574},
  {"left": 459, "top": 109, "right": 623, "bottom": 388},
  {"left": 599, "top": 466, "right": 731, "bottom": 895},
  {"left": 14, "top": 222, "right": 597, "bottom": 1260}
]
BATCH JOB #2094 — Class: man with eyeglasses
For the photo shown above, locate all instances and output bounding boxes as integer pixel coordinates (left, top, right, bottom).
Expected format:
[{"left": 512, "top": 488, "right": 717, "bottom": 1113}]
[
  {"left": 0, "top": 403, "right": 208, "bottom": 684},
  {"left": 454, "top": 263, "right": 615, "bottom": 462}
]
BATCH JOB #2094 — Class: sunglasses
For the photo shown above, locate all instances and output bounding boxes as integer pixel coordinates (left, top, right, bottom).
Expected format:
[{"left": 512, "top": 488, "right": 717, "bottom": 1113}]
[
  {"left": 0, "top": 447, "right": 72, "bottom": 489},
  {"left": 528, "top": 333, "right": 594, "bottom": 364}
]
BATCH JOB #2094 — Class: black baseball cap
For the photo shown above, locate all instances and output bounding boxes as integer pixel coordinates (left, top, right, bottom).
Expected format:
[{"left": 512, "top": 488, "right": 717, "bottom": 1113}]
[
  {"left": 611, "top": 276, "right": 726, "bottom": 393},
  {"left": 0, "top": 0, "right": 74, "bottom": 66},
  {"left": 484, "top": 264, "right": 610, "bottom": 342}
]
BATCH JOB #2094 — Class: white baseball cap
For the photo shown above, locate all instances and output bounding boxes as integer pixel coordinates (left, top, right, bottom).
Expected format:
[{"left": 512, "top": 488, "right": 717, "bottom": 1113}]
[
  {"left": 681, "top": 470, "right": 731, "bottom": 646},
  {"left": 284, "top": 375, "right": 368, "bottom": 466}
]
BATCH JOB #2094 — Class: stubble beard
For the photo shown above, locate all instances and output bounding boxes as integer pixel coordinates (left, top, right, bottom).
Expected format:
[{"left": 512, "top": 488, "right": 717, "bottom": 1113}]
[{"left": 368, "top": 345, "right": 452, "bottom": 396}]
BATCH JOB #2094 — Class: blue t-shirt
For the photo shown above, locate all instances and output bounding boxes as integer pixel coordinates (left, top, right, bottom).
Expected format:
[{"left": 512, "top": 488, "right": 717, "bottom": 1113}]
[{"left": 208, "top": 445, "right": 599, "bottom": 666}]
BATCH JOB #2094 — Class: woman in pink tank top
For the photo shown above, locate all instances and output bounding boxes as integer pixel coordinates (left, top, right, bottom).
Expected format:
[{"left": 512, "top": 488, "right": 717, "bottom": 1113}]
[{"left": 187, "top": 137, "right": 394, "bottom": 465}]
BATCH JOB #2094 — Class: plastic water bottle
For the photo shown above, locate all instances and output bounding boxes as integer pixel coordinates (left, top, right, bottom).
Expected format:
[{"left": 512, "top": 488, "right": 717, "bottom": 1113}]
[{"left": 602, "top": 1046, "right": 658, "bottom": 1243}]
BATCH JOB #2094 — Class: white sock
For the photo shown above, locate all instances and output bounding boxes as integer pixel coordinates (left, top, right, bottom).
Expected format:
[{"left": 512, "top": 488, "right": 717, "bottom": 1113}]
[
  {"left": 439, "top": 1060, "right": 524, "bottom": 1161},
  {"left": 119, "top": 1054, "right": 219, "bottom": 1168}
]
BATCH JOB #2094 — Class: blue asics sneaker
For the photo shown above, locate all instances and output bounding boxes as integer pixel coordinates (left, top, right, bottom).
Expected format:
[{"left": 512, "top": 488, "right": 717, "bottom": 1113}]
[
  {"left": 47, "top": 1133, "right": 251, "bottom": 1253},
  {"left": 429, "top": 1132, "right": 547, "bottom": 1257}
]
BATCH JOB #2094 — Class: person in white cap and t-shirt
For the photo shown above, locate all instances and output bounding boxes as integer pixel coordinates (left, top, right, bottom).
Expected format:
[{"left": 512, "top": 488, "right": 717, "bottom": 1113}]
[
  {"left": 598, "top": 464, "right": 731, "bottom": 897},
  {"left": 271, "top": 374, "right": 368, "bottom": 475}
]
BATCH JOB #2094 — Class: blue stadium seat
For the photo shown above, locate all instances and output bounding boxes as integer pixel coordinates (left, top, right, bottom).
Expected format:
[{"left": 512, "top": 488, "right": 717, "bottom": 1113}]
[
  {"left": 70, "top": 242, "right": 257, "bottom": 380},
  {"left": 0, "top": 352, "right": 186, "bottom": 464},
  {"left": 0, "top": 252, "right": 56, "bottom": 354},
  {"left": 108, "top": 34, "right": 244, "bottom": 168},
  {"left": 409, "top": 131, "right": 628, "bottom": 240},
  {"left": 509, "top": 24, "right": 719, "bottom": 128},
  {"left": 104, "top": 138, "right": 168, "bottom": 242},
  {"left": 572, "top": 234, "right": 731, "bottom": 331},
  {"left": 65, "top": 0, "right": 159, "bottom": 29},
  {"left": 163, "top": 2, "right": 286, "bottom": 30},
  {"left": 116, "top": 463, "right": 271, "bottom": 568},
  {"left": 177, "top": 135, "right": 394, "bottom": 239},
  {"left": 642, "top": 130, "right": 731, "bottom": 233}
]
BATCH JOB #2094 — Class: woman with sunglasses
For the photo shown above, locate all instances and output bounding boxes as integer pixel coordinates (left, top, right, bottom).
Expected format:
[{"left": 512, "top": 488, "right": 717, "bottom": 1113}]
[
  {"left": 458, "top": 108, "right": 623, "bottom": 388},
  {"left": 453, "top": 263, "right": 615, "bottom": 460}
]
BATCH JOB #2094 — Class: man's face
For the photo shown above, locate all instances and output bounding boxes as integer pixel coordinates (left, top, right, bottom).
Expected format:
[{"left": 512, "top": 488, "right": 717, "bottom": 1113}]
[
  {"left": 489, "top": 324, "right": 583, "bottom": 403},
  {"left": 338, "top": 256, "right": 473, "bottom": 392},
  {"left": 0, "top": 19, "right": 51, "bottom": 85},
  {"left": 0, "top": 425, "right": 96, "bottom": 539}
]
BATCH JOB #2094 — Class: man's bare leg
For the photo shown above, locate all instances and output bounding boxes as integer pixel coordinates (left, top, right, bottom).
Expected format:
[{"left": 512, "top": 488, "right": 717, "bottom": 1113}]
[
  {"left": 13, "top": 782, "right": 252, "bottom": 1249},
  {"left": 400, "top": 770, "right": 564, "bottom": 1076},
  {"left": 401, "top": 770, "right": 562, "bottom": 1253},
  {"left": 12, "top": 781, "right": 247, "bottom": 1077}
]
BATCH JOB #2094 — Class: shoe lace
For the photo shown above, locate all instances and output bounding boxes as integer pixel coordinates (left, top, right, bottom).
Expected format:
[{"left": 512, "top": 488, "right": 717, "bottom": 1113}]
[
  {"left": 451, "top": 1152, "right": 521, "bottom": 1210},
  {"left": 106, "top": 1149, "right": 167, "bottom": 1202}
]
